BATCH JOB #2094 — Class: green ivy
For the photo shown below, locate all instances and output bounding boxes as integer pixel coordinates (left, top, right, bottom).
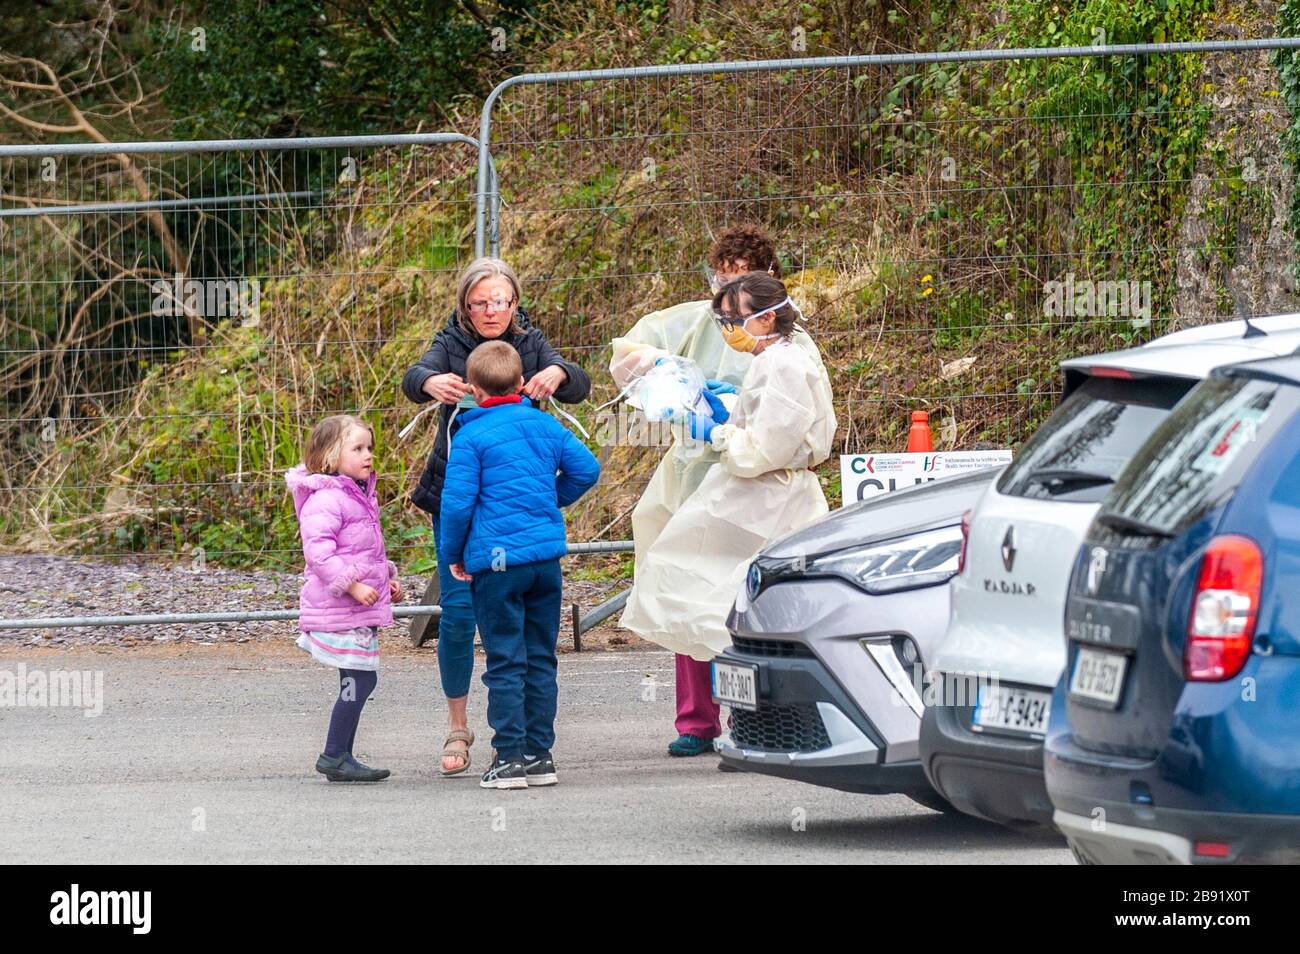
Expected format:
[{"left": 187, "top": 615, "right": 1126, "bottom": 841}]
[
  {"left": 1274, "top": 0, "right": 1300, "bottom": 284},
  {"left": 976, "top": 0, "right": 1213, "bottom": 341}
]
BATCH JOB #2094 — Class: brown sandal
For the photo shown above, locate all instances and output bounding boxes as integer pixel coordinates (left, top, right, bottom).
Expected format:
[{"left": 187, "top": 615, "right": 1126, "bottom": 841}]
[{"left": 440, "top": 728, "right": 475, "bottom": 777}]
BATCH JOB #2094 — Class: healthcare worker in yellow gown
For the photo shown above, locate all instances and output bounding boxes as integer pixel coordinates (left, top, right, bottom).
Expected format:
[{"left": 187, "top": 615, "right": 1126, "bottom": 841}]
[{"left": 615, "top": 266, "right": 836, "bottom": 757}]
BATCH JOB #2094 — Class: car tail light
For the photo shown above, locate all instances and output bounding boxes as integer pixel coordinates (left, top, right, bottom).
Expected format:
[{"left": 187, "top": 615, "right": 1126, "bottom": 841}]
[
  {"left": 1195, "top": 841, "right": 1231, "bottom": 859},
  {"left": 957, "top": 510, "right": 972, "bottom": 575},
  {"left": 1088, "top": 366, "right": 1135, "bottom": 379},
  {"left": 1185, "top": 535, "right": 1262, "bottom": 682}
]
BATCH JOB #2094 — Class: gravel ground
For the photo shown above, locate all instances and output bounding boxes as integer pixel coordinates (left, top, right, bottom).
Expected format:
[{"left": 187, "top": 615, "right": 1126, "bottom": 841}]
[{"left": 0, "top": 555, "right": 643, "bottom": 652}]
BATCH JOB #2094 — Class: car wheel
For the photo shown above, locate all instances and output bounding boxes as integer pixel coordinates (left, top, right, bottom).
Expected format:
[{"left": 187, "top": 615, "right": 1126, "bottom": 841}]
[
  {"left": 1069, "top": 843, "right": 1097, "bottom": 865},
  {"left": 907, "top": 789, "right": 960, "bottom": 814}
]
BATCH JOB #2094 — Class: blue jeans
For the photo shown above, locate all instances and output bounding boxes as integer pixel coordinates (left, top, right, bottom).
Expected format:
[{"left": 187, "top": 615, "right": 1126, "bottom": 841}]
[
  {"left": 470, "top": 558, "right": 563, "bottom": 760},
  {"left": 432, "top": 522, "right": 477, "bottom": 700}
]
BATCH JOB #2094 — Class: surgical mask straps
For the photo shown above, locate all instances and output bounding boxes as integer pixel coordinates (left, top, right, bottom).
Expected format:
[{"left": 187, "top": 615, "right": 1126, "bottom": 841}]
[
  {"left": 744, "top": 295, "right": 798, "bottom": 329},
  {"left": 716, "top": 295, "right": 800, "bottom": 331},
  {"left": 549, "top": 401, "right": 591, "bottom": 440},
  {"left": 595, "top": 375, "right": 641, "bottom": 413},
  {"left": 402, "top": 397, "right": 591, "bottom": 448}
]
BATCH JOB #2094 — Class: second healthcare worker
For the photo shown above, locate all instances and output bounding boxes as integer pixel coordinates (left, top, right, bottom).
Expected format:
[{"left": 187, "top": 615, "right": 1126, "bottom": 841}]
[{"left": 612, "top": 231, "right": 835, "bottom": 757}]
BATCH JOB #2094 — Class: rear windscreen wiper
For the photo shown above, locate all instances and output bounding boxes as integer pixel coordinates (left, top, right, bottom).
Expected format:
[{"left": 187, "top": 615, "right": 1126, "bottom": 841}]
[
  {"left": 1095, "top": 511, "right": 1174, "bottom": 538},
  {"left": 1024, "top": 467, "right": 1115, "bottom": 489}
]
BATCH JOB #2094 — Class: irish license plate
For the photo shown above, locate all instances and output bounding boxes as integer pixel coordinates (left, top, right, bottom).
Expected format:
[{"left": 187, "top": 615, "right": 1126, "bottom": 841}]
[
  {"left": 1070, "top": 646, "right": 1129, "bottom": 708},
  {"left": 711, "top": 660, "right": 759, "bottom": 711},
  {"left": 971, "top": 683, "right": 1051, "bottom": 737}
]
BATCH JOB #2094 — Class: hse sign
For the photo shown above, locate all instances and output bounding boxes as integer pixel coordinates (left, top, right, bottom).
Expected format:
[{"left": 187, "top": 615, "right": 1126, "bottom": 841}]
[{"left": 839, "top": 450, "right": 1013, "bottom": 505}]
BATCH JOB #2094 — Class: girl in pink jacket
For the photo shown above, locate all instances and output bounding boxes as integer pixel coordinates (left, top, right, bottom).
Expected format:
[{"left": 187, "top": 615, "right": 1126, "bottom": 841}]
[{"left": 286, "top": 414, "right": 402, "bottom": 783}]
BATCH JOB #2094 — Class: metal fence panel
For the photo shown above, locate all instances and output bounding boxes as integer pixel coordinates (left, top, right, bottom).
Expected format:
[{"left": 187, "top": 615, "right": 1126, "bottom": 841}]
[
  {"left": 7, "top": 39, "right": 1300, "bottom": 630},
  {"left": 475, "top": 40, "right": 1300, "bottom": 525},
  {"left": 1, "top": 134, "right": 484, "bottom": 615}
]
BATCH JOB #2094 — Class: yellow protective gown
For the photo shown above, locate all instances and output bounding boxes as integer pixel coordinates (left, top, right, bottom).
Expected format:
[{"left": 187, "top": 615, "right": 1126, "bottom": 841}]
[
  {"left": 609, "top": 299, "right": 826, "bottom": 572},
  {"left": 610, "top": 300, "right": 751, "bottom": 574},
  {"left": 618, "top": 335, "right": 836, "bottom": 661}
]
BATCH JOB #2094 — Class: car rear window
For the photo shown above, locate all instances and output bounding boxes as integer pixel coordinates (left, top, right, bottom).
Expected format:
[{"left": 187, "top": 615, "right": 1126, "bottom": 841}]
[
  {"left": 1102, "top": 375, "right": 1300, "bottom": 535},
  {"left": 996, "top": 375, "right": 1193, "bottom": 503}
]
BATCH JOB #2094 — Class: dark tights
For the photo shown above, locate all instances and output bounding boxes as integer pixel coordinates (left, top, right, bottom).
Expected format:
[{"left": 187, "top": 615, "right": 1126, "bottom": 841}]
[{"left": 324, "top": 668, "right": 377, "bottom": 758}]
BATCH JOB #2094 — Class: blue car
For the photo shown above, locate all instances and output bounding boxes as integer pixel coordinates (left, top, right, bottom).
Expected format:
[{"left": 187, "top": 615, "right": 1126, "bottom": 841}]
[{"left": 1046, "top": 355, "right": 1300, "bottom": 864}]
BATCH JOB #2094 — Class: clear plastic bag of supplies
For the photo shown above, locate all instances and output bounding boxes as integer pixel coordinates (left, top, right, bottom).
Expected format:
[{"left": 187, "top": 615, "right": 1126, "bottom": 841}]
[
  {"left": 633, "top": 356, "right": 709, "bottom": 423},
  {"left": 595, "top": 353, "right": 736, "bottom": 424}
]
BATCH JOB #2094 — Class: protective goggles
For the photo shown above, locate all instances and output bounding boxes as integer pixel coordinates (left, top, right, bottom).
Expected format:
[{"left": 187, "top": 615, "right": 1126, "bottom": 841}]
[
  {"left": 712, "top": 296, "right": 795, "bottom": 330},
  {"left": 703, "top": 264, "right": 727, "bottom": 294}
]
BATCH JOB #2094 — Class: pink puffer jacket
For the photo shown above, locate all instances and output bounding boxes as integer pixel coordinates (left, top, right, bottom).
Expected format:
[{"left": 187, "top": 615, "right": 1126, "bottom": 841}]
[{"left": 286, "top": 465, "right": 397, "bottom": 633}]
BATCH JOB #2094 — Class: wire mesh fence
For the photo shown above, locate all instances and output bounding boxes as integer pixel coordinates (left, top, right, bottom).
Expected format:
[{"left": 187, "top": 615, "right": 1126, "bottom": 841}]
[
  {"left": 0, "top": 131, "right": 638, "bottom": 635},
  {"left": 6, "top": 40, "right": 1300, "bottom": 630},
  {"left": 480, "top": 41, "right": 1300, "bottom": 526},
  {"left": 1, "top": 134, "right": 483, "bottom": 577}
]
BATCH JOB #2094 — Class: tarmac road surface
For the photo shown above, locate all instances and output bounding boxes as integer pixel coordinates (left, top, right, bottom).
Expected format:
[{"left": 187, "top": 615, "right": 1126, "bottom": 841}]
[{"left": 0, "top": 643, "right": 1071, "bottom": 864}]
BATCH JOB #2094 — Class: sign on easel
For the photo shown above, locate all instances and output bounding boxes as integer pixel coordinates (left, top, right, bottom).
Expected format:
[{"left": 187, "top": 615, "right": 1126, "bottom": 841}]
[{"left": 839, "top": 450, "right": 1013, "bottom": 506}]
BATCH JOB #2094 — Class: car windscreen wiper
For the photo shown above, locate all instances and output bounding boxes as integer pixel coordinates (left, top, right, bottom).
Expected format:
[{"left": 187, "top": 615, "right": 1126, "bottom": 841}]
[
  {"left": 1024, "top": 467, "right": 1116, "bottom": 490},
  {"left": 1095, "top": 511, "right": 1175, "bottom": 539}
]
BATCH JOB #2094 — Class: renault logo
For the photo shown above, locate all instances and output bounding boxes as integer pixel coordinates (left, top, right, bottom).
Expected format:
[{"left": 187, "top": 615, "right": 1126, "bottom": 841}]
[
  {"left": 1001, "top": 526, "right": 1016, "bottom": 572},
  {"left": 1087, "top": 546, "right": 1108, "bottom": 595}
]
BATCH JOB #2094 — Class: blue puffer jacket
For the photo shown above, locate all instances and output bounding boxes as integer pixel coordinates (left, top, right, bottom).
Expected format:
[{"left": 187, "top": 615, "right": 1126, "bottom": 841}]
[{"left": 439, "top": 396, "right": 601, "bottom": 575}]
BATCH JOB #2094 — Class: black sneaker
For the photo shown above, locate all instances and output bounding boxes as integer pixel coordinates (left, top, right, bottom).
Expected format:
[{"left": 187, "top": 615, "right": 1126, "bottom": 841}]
[
  {"left": 523, "top": 752, "right": 557, "bottom": 787},
  {"left": 480, "top": 755, "right": 528, "bottom": 790},
  {"left": 315, "top": 752, "right": 391, "bottom": 782}
]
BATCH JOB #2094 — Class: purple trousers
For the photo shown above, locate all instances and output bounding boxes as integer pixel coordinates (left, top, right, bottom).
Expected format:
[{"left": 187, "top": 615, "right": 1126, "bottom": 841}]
[{"left": 675, "top": 653, "right": 721, "bottom": 739}]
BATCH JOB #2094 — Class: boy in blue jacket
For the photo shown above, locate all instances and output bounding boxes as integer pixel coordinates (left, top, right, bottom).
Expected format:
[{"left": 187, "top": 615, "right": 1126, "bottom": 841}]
[{"left": 441, "top": 340, "right": 601, "bottom": 789}]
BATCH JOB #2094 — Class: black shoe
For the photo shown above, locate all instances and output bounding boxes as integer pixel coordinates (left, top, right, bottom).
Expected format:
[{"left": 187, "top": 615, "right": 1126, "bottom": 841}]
[
  {"left": 523, "top": 752, "right": 558, "bottom": 787},
  {"left": 480, "top": 755, "right": 528, "bottom": 790},
  {"left": 316, "top": 752, "right": 391, "bottom": 782}
]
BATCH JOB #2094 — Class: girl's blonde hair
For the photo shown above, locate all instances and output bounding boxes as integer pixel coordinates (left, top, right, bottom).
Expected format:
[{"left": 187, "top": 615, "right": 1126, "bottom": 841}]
[{"left": 304, "top": 415, "right": 373, "bottom": 475}]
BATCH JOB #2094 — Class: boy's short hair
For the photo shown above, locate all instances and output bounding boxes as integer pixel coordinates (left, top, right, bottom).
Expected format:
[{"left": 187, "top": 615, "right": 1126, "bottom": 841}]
[
  {"left": 305, "top": 414, "right": 372, "bottom": 474},
  {"left": 466, "top": 340, "right": 523, "bottom": 397}
]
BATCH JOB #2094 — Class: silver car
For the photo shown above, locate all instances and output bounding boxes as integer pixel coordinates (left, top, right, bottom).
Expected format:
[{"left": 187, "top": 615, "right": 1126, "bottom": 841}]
[
  {"left": 713, "top": 468, "right": 996, "bottom": 810},
  {"left": 713, "top": 315, "right": 1300, "bottom": 811},
  {"left": 924, "top": 315, "right": 1300, "bottom": 829}
]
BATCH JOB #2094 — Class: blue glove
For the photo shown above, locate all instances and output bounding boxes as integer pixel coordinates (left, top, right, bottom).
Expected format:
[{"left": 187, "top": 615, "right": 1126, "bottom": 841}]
[
  {"left": 687, "top": 410, "right": 718, "bottom": 442},
  {"left": 701, "top": 388, "right": 730, "bottom": 424},
  {"left": 704, "top": 378, "right": 737, "bottom": 396}
]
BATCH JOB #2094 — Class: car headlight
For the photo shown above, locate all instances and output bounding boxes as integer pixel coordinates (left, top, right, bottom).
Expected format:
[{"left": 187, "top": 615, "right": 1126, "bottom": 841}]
[{"left": 803, "top": 526, "right": 963, "bottom": 595}]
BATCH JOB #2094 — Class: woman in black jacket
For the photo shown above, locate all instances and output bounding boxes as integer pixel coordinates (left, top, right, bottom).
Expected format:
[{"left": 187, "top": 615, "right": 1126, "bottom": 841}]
[{"left": 402, "top": 257, "right": 590, "bottom": 776}]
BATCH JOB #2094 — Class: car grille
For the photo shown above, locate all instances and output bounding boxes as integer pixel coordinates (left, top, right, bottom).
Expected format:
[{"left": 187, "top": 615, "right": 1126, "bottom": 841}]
[
  {"left": 731, "top": 702, "right": 832, "bottom": 753},
  {"left": 730, "top": 636, "right": 813, "bottom": 658}
]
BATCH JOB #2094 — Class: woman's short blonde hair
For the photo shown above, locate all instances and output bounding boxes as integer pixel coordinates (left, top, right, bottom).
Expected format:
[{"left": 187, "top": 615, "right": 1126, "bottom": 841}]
[
  {"left": 455, "top": 257, "right": 524, "bottom": 337},
  {"left": 304, "top": 414, "right": 373, "bottom": 475}
]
